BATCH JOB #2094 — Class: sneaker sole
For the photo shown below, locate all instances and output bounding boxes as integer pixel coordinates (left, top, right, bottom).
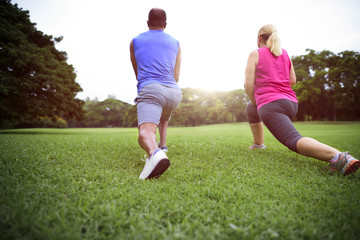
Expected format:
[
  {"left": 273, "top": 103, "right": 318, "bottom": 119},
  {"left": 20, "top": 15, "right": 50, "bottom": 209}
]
[
  {"left": 147, "top": 158, "right": 170, "bottom": 179},
  {"left": 345, "top": 160, "right": 360, "bottom": 175}
]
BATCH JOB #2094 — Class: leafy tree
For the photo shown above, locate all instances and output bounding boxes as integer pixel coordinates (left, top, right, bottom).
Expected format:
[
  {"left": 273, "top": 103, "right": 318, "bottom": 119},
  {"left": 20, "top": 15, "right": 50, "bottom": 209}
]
[
  {"left": 122, "top": 104, "right": 137, "bottom": 127},
  {"left": 0, "top": 0, "right": 84, "bottom": 128},
  {"left": 84, "top": 98, "right": 131, "bottom": 127},
  {"left": 292, "top": 50, "right": 330, "bottom": 120},
  {"left": 83, "top": 98, "right": 131, "bottom": 127},
  {"left": 292, "top": 49, "right": 360, "bottom": 121},
  {"left": 172, "top": 88, "right": 212, "bottom": 126},
  {"left": 328, "top": 51, "right": 360, "bottom": 120},
  {"left": 221, "top": 89, "right": 248, "bottom": 122}
]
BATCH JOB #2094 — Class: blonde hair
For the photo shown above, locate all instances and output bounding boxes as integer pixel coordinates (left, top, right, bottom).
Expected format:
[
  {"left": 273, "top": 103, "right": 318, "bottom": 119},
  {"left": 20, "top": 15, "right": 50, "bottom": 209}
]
[{"left": 258, "top": 24, "right": 282, "bottom": 56}]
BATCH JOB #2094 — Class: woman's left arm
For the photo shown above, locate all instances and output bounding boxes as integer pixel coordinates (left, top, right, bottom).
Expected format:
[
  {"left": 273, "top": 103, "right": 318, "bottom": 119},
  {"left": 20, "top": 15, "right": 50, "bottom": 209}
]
[{"left": 289, "top": 61, "right": 296, "bottom": 86}]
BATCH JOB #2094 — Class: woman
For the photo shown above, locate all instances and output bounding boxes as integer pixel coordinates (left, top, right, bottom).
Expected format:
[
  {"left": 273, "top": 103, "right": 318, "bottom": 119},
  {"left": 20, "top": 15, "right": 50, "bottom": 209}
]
[{"left": 244, "top": 24, "right": 360, "bottom": 175}]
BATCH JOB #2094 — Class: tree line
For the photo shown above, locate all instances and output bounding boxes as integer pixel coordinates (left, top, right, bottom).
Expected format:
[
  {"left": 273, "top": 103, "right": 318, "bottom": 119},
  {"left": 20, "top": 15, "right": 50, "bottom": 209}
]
[
  {"left": 1, "top": 0, "right": 359, "bottom": 129},
  {"left": 67, "top": 89, "right": 248, "bottom": 128}
]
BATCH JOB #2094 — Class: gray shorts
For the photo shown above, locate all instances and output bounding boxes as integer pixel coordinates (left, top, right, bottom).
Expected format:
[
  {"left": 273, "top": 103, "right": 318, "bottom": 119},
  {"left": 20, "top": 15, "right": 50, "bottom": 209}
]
[{"left": 135, "top": 83, "right": 182, "bottom": 127}]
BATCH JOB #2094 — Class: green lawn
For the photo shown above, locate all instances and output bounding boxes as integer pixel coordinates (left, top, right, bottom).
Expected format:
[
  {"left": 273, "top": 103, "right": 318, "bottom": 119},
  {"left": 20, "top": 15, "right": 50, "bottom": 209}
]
[{"left": 1, "top": 122, "right": 360, "bottom": 239}]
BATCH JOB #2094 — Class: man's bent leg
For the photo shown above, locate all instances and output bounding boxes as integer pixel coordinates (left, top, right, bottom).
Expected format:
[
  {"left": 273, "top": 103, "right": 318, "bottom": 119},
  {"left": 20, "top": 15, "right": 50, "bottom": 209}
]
[
  {"left": 158, "top": 119, "right": 168, "bottom": 148},
  {"left": 138, "top": 122, "right": 170, "bottom": 180},
  {"left": 138, "top": 122, "right": 158, "bottom": 156}
]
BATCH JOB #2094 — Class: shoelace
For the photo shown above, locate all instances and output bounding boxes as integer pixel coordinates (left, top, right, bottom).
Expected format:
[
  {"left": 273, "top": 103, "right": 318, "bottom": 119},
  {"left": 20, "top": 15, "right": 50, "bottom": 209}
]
[
  {"left": 323, "top": 164, "right": 336, "bottom": 174},
  {"left": 140, "top": 155, "right": 148, "bottom": 162},
  {"left": 140, "top": 149, "right": 160, "bottom": 162}
]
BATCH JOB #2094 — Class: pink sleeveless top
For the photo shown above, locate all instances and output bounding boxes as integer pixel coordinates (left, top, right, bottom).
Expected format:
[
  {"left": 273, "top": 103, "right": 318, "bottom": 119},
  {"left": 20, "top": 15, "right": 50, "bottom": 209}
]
[{"left": 254, "top": 47, "right": 298, "bottom": 110}]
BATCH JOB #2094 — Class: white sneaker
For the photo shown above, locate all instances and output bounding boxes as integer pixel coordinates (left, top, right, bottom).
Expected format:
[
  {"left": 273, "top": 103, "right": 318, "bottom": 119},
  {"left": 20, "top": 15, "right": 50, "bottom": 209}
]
[
  {"left": 248, "top": 143, "right": 267, "bottom": 150},
  {"left": 139, "top": 149, "right": 170, "bottom": 180}
]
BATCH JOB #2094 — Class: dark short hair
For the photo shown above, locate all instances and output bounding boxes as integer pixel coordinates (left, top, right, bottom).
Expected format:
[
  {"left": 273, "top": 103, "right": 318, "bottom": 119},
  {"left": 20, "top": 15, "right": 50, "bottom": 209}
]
[{"left": 148, "top": 8, "right": 166, "bottom": 27}]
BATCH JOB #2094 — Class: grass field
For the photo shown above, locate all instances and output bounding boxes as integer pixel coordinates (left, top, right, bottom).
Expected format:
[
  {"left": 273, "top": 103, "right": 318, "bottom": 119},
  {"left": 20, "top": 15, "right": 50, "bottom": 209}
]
[{"left": 1, "top": 122, "right": 360, "bottom": 240}]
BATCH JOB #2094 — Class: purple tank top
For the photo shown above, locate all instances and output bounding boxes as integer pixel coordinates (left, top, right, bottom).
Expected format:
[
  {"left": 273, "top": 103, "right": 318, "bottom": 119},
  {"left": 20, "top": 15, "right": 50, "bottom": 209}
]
[
  {"left": 133, "top": 30, "right": 180, "bottom": 93},
  {"left": 255, "top": 47, "right": 298, "bottom": 110}
]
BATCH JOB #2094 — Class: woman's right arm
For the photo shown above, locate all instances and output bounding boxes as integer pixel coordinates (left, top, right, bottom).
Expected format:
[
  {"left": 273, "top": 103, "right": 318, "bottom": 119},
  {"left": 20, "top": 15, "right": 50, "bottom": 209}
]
[{"left": 244, "top": 50, "right": 258, "bottom": 105}]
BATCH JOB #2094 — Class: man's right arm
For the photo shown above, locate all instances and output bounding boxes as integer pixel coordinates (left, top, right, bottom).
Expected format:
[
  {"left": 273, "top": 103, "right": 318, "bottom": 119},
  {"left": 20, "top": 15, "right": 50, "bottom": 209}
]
[
  {"left": 130, "top": 40, "right": 138, "bottom": 79},
  {"left": 174, "top": 45, "right": 181, "bottom": 82}
]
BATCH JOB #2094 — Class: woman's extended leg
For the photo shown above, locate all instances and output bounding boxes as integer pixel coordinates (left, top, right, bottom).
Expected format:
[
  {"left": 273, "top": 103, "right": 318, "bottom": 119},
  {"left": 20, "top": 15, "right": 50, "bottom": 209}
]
[
  {"left": 296, "top": 137, "right": 360, "bottom": 175},
  {"left": 296, "top": 137, "right": 339, "bottom": 161},
  {"left": 259, "top": 100, "right": 360, "bottom": 175}
]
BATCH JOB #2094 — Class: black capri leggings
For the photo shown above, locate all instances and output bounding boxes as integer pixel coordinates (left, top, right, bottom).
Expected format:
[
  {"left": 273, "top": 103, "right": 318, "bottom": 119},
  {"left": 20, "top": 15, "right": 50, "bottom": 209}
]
[{"left": 247, "top": 99, "right": 303, "bottom": 152}]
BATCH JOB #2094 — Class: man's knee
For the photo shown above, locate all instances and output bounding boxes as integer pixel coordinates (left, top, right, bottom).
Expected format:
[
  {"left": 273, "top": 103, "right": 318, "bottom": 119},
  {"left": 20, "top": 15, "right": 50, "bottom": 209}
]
[
  {"left": 139, "top": 122, "right": 157, "bottom": 132},
  {"left": 138, "top": 123, "right": 157, "bottom": 143}
]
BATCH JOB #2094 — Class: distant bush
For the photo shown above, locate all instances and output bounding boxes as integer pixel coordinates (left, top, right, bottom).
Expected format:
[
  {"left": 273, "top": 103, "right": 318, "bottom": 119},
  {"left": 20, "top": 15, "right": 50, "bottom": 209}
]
[{"left": 16, "top": 116, "right": 67, "bottom": 128}]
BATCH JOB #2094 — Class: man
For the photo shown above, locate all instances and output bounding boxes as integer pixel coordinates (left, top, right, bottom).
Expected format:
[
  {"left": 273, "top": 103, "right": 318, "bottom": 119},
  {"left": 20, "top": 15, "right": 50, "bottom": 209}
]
[{"left": 130, "top": 8, "right": 182, "bottom": 180}]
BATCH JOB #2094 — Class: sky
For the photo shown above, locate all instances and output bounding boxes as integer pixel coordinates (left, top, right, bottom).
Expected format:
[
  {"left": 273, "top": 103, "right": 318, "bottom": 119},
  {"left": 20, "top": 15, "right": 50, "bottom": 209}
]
[{"left": 13, "top": 0, "right": 360, "bottom": 104}]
